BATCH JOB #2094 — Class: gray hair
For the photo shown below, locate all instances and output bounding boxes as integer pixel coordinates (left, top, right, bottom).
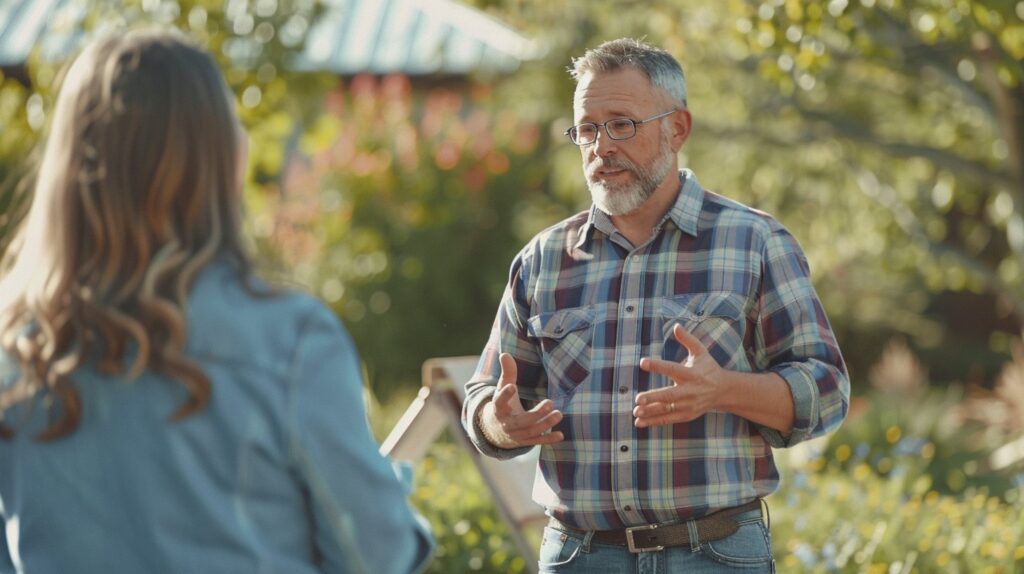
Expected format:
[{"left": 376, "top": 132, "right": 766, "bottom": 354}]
[{"left": 569, "top": 38, "right": 687, "bottom": 107}]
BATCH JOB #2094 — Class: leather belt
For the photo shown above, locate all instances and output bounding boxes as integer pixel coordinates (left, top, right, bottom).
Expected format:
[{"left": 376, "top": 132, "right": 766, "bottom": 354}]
[{"left": 548, "top": 500, "right": 763, "bottom": 553}]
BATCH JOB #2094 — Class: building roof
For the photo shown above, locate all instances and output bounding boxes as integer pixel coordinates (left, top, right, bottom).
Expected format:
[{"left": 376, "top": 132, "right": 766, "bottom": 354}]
[
  {"left": 299, "top": 0, "right": 536, "bottom": 75},
  {"left": 0, "top": 0, "right": 84, "bottom": 67},
  {"left": 0, "top": 0, "right": 536, "bottom": 75}
]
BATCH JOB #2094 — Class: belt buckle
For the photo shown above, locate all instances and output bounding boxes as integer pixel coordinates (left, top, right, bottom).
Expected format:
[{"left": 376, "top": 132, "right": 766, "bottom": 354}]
[{"left": 625, "top": 524, "right": 664, "bottom": 553}]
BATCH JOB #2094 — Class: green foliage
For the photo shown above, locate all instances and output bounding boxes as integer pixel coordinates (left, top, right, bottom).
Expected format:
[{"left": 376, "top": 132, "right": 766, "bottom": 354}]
[
  {"left": 414, "top": 442, "right": 533, "bottom": 574},
  {"left": 251, "top": 76, "right": 562, "bottom": 396},
  {"left": 725, "top": 0, "right": 1024, "bottom": 364},
  {"left": 771, "top": 461, "right": 1024, "bottom": 573},
  {"left": 366, "top": 392, "right": 533, "bottom": 574},
  {"left": 820, "top": 393, "right": 1019, "bottom": 501}
]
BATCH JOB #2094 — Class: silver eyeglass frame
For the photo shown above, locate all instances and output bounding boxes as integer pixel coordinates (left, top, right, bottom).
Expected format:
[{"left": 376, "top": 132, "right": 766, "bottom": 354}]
[{"left": 564, "top": 109, "right": 678, "bottom": 146}]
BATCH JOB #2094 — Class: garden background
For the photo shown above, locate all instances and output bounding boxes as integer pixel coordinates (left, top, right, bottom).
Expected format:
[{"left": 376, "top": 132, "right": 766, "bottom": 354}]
[{"left": 1, "top": 0, "right": 1022, "bottom": 572}]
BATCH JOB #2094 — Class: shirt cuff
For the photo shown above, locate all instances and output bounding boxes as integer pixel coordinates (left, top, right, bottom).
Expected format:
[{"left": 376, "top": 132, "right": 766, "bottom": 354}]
[
  {"left": 757, "top": 363, "right": 818, "bottom": 448},
  {"left": 464, "top": 391, "right": 534, "bottom": 460}
]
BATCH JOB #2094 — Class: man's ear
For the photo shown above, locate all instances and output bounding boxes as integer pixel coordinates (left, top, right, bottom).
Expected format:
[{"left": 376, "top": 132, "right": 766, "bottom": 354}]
[{"left": 671, "top": 108, "right": 692, "bottom": 151}]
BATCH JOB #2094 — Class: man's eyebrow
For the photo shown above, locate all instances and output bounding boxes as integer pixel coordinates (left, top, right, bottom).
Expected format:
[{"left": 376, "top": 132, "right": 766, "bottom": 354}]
[{"left": 575, "top": 108, "right": 639, "bottom": 121}]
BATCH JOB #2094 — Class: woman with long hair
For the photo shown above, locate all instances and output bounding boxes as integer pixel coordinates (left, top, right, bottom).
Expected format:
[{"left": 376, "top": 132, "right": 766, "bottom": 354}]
[{"left": 0, "top": 29, "right": 432, "bottom": 573}]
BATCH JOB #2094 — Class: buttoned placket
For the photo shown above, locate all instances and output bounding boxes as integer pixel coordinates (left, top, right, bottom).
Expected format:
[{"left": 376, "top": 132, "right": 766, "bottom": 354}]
[{"left": 611, "top": 242, "right": 651, "bottom": 524}]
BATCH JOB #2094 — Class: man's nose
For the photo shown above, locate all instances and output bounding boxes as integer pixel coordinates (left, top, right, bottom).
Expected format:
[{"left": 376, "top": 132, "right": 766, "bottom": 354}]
[{"left": 591, "top": 128, "right": 618, "bottom": 156}]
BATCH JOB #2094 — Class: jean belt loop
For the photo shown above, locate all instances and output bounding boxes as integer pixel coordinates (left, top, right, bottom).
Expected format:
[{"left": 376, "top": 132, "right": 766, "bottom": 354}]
[
  {"left": 686, "top": 520, "right": 701, "bottom": 552},
  {"left": 580, "top": 530, "right": 595, "bottom": 553}
]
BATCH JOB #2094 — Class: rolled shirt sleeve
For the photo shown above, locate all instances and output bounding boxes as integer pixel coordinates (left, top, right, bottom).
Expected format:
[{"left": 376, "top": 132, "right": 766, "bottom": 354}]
[
  {"left": 462, "top": 249, "right": 546, "bottom": 460},
  {"left": 286, "top": 306, "right": 434, "bottom": 573},
  {"left": 754, "top": 228, "right": 850, "bottom": 448}
]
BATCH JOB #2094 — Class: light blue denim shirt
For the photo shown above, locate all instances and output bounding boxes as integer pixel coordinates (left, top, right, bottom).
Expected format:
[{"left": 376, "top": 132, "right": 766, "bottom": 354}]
[{"left": 0, "top": 261, "right": 433, "bottom": 573}]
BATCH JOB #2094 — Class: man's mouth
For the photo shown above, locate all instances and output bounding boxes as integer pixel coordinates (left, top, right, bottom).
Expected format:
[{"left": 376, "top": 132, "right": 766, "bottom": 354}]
[{"left": 591, "top": 164, "right": 631, "bottom": 179}]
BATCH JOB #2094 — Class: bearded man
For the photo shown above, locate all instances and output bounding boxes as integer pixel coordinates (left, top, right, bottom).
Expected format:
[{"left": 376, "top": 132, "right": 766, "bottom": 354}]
[{"left": 462, "top": 38, "right": 849, "bottom": 573}]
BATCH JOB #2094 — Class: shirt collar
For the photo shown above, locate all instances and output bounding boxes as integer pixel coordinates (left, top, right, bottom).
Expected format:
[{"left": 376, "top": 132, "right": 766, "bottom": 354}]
[
  {"left": 574, "top": 169, "right": 705, "bottom": 250},
  {"left": 665, "top": 168, "right": 704, "bottom": 237}
]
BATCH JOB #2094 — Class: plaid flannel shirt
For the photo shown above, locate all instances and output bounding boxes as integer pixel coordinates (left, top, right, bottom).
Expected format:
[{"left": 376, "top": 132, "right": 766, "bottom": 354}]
[{"left": 463, "top": 169, "right": 849, "bottom": 530}]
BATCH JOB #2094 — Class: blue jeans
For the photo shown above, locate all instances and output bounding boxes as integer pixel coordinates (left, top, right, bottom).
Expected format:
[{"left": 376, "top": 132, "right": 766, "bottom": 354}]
[{"left": 538, "top": 509, "right": 775, "bottom": 573}]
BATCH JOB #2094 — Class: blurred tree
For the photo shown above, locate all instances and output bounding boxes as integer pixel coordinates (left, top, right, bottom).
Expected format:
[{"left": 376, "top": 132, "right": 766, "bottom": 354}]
[
  {"left": 729, "top": 0, "right": 1024, "bottom": 378},
  {"left": 254, "top": 75, "right": 550, "bottom": 395}
]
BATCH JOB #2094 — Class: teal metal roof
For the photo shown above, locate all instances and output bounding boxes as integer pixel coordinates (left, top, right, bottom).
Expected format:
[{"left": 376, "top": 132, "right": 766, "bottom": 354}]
[
  {"left": 0, "top": 0, "right": 86, "bottom": 67},
  {"left": 0, "top": 0, "right": 536, "bottom": 75},
  {"left": 299, "top": 0, "right": 536, "bottom": 74}
]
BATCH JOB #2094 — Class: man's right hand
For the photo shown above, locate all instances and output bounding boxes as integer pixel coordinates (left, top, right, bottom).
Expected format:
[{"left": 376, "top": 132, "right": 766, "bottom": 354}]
[{"left": 478, "top": 353, "right": 564, "bottom": 448}]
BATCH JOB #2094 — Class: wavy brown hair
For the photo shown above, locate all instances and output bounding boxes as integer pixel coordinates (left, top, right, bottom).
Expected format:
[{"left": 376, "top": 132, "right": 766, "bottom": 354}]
[{"left": 0, "top": 29, "right": 251, "bottom": 440}]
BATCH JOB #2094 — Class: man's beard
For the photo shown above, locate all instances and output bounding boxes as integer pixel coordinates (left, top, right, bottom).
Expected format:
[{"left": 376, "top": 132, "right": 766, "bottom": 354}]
[{"left": 586, "top": 138, "right": 675, "bottom": 216}]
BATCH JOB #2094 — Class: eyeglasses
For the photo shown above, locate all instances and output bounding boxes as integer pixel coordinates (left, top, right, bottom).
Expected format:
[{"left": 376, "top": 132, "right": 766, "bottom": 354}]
[{"left": 564, "top": 109, "right": 677, "bottom": 146}]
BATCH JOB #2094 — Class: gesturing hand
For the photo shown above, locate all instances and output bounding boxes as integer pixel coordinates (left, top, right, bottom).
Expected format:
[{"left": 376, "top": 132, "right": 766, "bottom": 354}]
[
  {"left": 633, "top": 324, "right": 724, "bottom": 428},
  {"left": 479, "top": 353, "right": 564, "bottom": 448}
]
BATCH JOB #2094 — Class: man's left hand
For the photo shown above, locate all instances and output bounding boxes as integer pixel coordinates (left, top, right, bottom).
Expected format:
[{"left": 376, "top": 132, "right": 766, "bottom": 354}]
[{"left": 634, "top": 324, "right": 724, "bottom": 428}]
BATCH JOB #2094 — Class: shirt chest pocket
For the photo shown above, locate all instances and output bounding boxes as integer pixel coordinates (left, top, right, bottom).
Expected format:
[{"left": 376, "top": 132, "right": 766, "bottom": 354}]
[
  {"left": 660, "top": 292, "right": 748, "bottom": 370},
  {"left": 527, "top": 307, "right": 594, "bottom": 402}
]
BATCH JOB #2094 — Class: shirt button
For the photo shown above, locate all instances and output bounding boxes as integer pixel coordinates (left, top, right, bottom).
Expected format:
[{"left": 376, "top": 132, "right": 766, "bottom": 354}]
[
  {"left": 620, "top": 445, "right": 629, "bottom": 452},
  {"left": 625, "top": 305, "right": 635, "bottom": 313},
  {"left": 624, "top": 505, "right": 633, "bottom": 511},
  {"left": 631, "top": 255, "right": 640, "bottom": 263},
  {"left": 619, "top": 386, "right": 628, "bottom": 394}
]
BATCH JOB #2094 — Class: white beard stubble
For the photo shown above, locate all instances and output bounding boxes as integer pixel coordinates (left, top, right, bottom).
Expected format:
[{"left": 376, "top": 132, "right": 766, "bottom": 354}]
[{"left": 586, "top": 135, "right": 676, "bottom": 216}]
